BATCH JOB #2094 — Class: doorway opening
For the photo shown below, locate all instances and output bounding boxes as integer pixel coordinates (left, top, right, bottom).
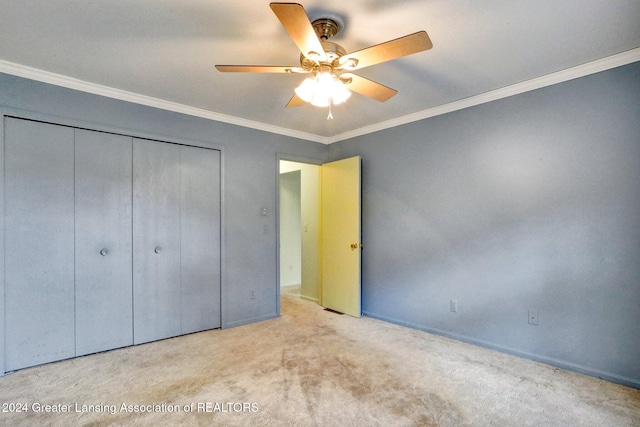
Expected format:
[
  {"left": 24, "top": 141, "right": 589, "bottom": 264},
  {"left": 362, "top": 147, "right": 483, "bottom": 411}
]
[
  {"left": 279, "top": 160, "right": 321, "bottom": 305},
  {"left": 278, "top": 156, "right": 362, "bottom": 317}
]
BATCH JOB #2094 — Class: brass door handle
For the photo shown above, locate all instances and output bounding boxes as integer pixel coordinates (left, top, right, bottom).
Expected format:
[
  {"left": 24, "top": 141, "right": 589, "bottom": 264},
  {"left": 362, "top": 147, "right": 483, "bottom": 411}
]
[{"left": 350, "top": 243, "right": 363, "bottom": 249}]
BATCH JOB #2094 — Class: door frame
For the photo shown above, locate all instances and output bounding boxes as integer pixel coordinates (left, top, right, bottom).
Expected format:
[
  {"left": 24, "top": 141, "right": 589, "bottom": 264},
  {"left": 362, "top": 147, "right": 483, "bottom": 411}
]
[{"left": 275, "top": 153, "right": 325, "bottom": 316}]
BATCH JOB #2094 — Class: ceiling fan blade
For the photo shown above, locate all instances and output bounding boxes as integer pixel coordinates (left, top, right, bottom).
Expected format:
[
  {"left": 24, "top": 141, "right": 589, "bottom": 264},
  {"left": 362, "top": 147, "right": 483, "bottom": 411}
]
[
  {"left": 341, "top": 73, "right": 397, "bottom": 102},
  {"left": 338, "top": 31, "right": 432, "bottom": 71},
  {"left": 270, "top": 2, "right": 326, "bottom": 61},
  {"left": 215, "top": 65, "right": 307, "bottom": 73},
  {"left": 286, "top": 93, "right": 307, "bottom": 107}
]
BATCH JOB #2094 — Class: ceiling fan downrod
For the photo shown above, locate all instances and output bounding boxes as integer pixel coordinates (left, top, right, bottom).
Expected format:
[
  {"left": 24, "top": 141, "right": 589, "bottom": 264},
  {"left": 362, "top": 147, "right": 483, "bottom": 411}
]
[{"left": 311, "top": 18, "right": 341, "bottom": 40}]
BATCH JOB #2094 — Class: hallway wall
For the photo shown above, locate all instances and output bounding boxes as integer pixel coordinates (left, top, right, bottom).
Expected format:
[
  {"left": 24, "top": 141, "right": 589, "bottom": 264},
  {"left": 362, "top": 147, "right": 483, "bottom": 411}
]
[{"left": 279, "top": 170, "right": 302, "bottom": 288}]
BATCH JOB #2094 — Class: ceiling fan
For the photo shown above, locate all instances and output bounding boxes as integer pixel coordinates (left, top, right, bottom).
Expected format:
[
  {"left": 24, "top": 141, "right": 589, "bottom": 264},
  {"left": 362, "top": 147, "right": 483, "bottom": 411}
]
[{"left": 215, "top": 2, "right": 432, "bottom": 118}]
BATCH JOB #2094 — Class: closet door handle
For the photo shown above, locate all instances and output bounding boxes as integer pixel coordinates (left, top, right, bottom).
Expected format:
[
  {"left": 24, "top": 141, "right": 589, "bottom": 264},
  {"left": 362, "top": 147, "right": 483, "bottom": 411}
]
[
  {"left": 154, "top": 246, "right": 162, "bottom": 254},
  {"left": 99, "top": 248, "right": 109, "bottom": 256}
]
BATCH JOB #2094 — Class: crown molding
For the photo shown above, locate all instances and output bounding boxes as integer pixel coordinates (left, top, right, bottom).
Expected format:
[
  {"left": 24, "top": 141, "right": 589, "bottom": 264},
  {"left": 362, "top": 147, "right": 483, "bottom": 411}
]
[
  {"left": 328, "top": 47, "right": 640, "bottom": 143},
  {"left": 1, "top": 47, "right": 638, "bottom": 145},
  {"left": 0, "top": 60, "right": 329, "bottom": 144}
]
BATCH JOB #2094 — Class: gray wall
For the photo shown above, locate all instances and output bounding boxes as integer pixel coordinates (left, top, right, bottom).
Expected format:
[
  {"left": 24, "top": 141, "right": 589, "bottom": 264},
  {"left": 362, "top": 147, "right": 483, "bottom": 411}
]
[
  {"left": 0, "top": 72, "right": 327, "bottom": 329},
  {"left": 2, "top": 62, "right": 639, "bottom": 388},
  {"left": 329, "top": 62, "right": 640, "bottom": 388},
  {"left": 279, "top": 170, "right": 302, "bottom": 288}
]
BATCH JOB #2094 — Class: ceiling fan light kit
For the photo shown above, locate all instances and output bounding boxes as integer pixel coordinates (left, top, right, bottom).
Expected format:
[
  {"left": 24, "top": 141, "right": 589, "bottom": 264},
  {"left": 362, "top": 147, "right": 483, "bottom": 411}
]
[
  {"left": 294, "top": 72, "right": 351, "bottom": 107},
  {"left": 215, "top": 2, "right": 433, "bottom": 118}
]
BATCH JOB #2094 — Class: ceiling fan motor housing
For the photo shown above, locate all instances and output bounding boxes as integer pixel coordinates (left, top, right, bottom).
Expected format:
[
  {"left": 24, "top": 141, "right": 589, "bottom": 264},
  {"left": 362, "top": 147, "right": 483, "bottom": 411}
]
[
  {"left": 299, "top": 40, "right": 346, "bottom": 70},
  {"left": 296, "top": 17, "right": 346, "bottom": 72}
]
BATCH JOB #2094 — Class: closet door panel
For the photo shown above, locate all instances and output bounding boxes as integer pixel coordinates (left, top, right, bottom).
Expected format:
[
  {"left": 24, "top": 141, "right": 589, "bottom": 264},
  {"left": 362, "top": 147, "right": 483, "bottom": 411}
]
[
  {"left": 180, "top": 146, "right": 221, "bottom": 333},
  {"left": 133, "top": 139, "right": 181, "bottom": 344},
  {"left": 75, "top": 130, "right": 133, "bottom": 356},
  {"left": 4, "top": 118, "right": 75, "bottom": 370}
]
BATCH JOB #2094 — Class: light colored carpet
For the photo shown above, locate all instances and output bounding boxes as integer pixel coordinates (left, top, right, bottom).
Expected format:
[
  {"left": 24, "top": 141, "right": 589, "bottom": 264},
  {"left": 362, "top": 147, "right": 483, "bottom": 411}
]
[{"left": 0, "top": 292, "right": 638, "bottom": 426}]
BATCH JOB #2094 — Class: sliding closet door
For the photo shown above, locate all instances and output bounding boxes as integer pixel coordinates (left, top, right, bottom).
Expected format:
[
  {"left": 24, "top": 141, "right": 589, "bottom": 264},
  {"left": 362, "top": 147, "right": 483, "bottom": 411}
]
[
  {"left": 180, "top": 146, "right": 221, "bottom": 333},
  {"left": 133, "top": 139, "right": 182, "bottom": 344},
  {"left": 4, "top": 118, "right": 75, "bottom": 370},
  {"left": 75, "top": 130, "right": 133, "bottom": 356}
]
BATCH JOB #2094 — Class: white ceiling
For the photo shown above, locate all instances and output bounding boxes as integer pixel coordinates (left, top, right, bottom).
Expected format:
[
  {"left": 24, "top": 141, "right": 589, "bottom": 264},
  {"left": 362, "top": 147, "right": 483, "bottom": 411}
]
[{"left": 1, "top": 0, "right": 639, "bottom": 143}]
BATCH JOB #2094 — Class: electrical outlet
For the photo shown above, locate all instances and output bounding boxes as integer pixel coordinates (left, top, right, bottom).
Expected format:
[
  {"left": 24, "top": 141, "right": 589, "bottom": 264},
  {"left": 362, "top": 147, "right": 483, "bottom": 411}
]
[
  {"left": 528, "top": 310, "right": 539, "bottom": 325},
  {"left": 250, "top": 290, "right": 256, "bottom": 300},
  {"left": 450, "top": 299, "right": 458, "bottom": 313}
]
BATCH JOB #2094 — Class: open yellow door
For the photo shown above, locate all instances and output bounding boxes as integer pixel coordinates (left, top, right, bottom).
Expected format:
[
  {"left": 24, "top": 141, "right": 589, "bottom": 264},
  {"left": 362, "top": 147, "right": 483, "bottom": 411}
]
[{"left": 321, "top": 156, "right": 361, "bottom": 317}]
